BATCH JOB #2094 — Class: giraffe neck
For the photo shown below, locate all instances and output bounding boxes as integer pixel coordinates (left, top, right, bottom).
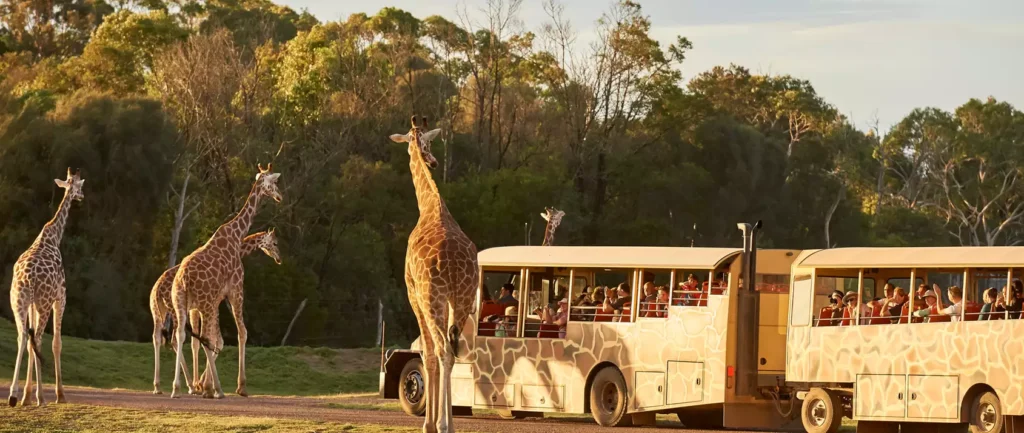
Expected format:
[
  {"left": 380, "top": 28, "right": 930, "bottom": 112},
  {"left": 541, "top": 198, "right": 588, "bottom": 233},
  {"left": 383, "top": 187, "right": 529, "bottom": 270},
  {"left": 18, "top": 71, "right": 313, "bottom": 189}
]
[
  {"left": 542, "top": 222, "right": 557, "bottom": 246},
  {"left": 239, "top": 234, "right": 263, "bottom": 256},
  {"left": 409, "top": 144, "right": 445, "bottom": 219},
  {"left": 215, "top": 181, "right": 262, "bottom": 244},
  {"left": 36, "top": 189, "right": 73, "bottom": 247}
]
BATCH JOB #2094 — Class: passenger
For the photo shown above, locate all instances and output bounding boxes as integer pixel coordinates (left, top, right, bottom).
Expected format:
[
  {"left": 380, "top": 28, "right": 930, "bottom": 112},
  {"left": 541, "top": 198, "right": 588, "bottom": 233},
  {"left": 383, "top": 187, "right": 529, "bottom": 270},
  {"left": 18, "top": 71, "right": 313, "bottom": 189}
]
[
  {"left": 979, "top": 288, "right": 1005, "bottom": 320},
  {"left": 496, "top": 283, "right": 517, "bottom": 307},
  {"left": 819, "top": 290, "right": 845, "bottom": 326},
  {"left": 931, "top": 285, "right": 963, "bottom": 322},
  {"left": 840, "top": 291, "right": 862, "bottom": 325},
  {"left": 655, "top": 286, "right": 670, "bottom": 317},
  {"left": 641, "top": 282, "right": 657, "bottom": 316},
  {"left": 542, "top": 299, "right": 569, "bottom": 338},
  {"left": 912, "top": 290, "right": 950, "bottom": 323},
  {"left": 887, "top": 287, "right": 908, "bottom": 323},
  {"left": 603, "top": 283, "right": 632, "bottom": 321},
  {"left": 494, "top": 306, "right": 518, "bottom": 337},
  {"left": 590, "top": 288, "right": 607, "bottom": 321},
  {"left": 1007, "top": 281, "right": 1024, "bottom": 319}
]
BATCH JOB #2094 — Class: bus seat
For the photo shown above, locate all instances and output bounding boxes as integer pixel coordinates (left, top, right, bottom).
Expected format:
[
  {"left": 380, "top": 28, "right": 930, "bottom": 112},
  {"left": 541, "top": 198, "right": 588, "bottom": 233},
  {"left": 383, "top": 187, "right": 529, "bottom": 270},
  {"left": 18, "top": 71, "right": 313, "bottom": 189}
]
[
  {"left": 594, "top": 310, "right": 615, "bottom": 322},
  {"left": 478, "top": 321, "right": 496, "bottom": 336},
  {"left": 818, "top": 307, "right": 836, "bottom": 326},
  {"left": 480, "top": 303, "right": 506, "bottom": 319},
  {"left": 537, "top": 323, "right": 560, "bottom": 338},
  {"left": 964, "top": 302, "right": 982, "bottom": 321},
  {"left": 620, "top": 303, "right": 632, "bottom": 321},
  {"left": 841, "top": 308, "right": 852, "bottom": 326}
]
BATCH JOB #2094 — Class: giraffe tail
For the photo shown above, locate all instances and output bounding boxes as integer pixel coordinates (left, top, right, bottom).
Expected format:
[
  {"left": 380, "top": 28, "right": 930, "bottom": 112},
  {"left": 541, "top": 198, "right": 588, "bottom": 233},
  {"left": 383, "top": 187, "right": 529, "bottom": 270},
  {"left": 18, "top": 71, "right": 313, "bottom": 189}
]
[
  {"left": 161, "top": 313, "right": 174, "bottom": 347},
  {"left": 448, "top": 325, "right": 460, "bottom": 357},
  {"left": 184, "top": 320, "right": 216, "bottom": 354},
  {"left": 24, "top": 326, "right": 44, "bottom": 369}
]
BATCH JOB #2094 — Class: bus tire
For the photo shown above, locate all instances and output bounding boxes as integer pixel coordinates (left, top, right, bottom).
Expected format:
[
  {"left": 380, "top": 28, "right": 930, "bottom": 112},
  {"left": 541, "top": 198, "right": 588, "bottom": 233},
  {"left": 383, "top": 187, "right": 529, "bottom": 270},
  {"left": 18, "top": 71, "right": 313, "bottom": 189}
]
[
  {"left": 398, "top": 358, "right": 426, "bottom": 417},
  {"left": 967, "top": 390, "right": 1002, "bottom": 433},
  {"left": 589, "top": 367, "right": 631, "bottom": 427},
  {"left": 801, "top": 388, "right": 842, "bottom": 433}
]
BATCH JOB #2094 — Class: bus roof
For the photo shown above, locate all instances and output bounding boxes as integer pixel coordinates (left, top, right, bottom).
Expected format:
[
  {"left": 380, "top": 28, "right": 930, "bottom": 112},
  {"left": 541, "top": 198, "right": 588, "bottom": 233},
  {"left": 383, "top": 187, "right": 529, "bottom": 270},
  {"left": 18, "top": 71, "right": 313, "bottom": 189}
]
[
  {"left": 796, "top": 246, "right": 1024, "bottom": 269},
  {"left": 478, "top": 246, "right": 742, "bottom": 269}
]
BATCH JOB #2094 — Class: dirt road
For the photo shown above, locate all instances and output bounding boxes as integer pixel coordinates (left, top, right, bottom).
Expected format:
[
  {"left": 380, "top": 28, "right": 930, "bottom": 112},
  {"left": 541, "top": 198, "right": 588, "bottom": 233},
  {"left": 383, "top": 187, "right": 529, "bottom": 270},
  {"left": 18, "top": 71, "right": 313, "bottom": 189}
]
[{"left": 0, "top": 384, "right": 760, "bottom": 432}]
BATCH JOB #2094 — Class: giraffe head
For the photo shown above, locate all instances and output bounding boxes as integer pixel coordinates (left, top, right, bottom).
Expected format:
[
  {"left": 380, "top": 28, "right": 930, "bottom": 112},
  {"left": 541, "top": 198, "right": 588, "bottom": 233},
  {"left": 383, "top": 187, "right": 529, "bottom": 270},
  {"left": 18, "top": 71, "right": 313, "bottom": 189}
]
[
  {"left": 540, "top": 207, "right": 565, "bottom": 229},
  {"left": 389, "top": 115, "right": 441, "bottom": 169},
  {"left": 255, "top": 228, "right": 282, "bottom": 265},
  {"left": 54, "top": 167, "right": 85, "bottom": 202},
  {"left": 255, "top": 163, "right": 283, "bottom": 203}
]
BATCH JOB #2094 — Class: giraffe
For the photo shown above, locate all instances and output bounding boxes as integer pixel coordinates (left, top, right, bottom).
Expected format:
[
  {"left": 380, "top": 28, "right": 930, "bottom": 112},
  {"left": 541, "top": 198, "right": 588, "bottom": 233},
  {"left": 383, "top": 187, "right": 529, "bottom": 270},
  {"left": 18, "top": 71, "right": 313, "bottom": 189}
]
[
  {"left": 540, "top": 207, "right": 565, "bottom": 246},
  {"left": 151, "top": 229, "right": 281, "bottom": 395},
  {"left": 7, "top": 168, "right": 83, "bottom": 407},
  {"left": 390, "top": 115, "right": 479, "bottom": 433},
  {"left": 170, "top": 164, "right": 282, "bottom": 399}
]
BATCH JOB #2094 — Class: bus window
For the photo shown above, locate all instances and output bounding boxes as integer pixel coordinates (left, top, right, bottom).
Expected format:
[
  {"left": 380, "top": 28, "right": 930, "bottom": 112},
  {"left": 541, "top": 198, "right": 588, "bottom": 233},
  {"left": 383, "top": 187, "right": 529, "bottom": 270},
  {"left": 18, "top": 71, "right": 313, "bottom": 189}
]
[
  {"left": 813, "top": 275, "right": 858, "bottom": 326},
  {"left": 522, "top": 270, "right": 564, "bottom": 338},
  {"left": 479, "top": 269, "right": 521, "bottom": 337},
  {"left": 638, "top": 269, "right": 670, "bottom": 319},
  {"left": 791, "top": 274, "right": 812, "bottom": 326},
  {"left": 673, "top": 269, "right": 708, "bottom": 306},
  {"left": 756, "top": 274, "right": 790, "bottom": 293},
  {"left": 569, "top": 269, "right": 633, "bottom": 323}
]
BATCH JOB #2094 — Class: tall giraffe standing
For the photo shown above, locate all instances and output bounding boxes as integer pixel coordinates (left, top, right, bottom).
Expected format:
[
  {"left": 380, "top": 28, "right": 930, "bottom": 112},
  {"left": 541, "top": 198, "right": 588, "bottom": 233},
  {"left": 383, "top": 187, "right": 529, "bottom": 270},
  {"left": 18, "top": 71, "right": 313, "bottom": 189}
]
[
  {"left": 390, "top": 116, "right": 479, "bottom": 433},
  {"left": 151, "top": 229, "right": 281, "bottom": 395},
  {"left": 7, "top": 168, "right": 84, "bottom": 407},
  {"left": 170, "top": 164, "right": 282, "bottom": 399},
  {"left": 540, "top": 207, "right": 565, "bottom": 246}
]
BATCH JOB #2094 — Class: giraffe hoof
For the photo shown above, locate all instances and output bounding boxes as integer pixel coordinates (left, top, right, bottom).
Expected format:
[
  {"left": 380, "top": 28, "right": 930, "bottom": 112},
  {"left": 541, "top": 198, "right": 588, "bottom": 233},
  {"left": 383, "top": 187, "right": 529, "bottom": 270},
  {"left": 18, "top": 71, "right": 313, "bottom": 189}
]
[
  {"left": 56, "top": 395, "right": 66, "bottom": 404},
  {"left": 8, "top": 396, "right": 16, "bottom": 407},
  {"left": 153, "top": 389, "right": 162, "bottom": 395},
  {"left": 236, "top": 388, "right": 248, "bottom": 397}
]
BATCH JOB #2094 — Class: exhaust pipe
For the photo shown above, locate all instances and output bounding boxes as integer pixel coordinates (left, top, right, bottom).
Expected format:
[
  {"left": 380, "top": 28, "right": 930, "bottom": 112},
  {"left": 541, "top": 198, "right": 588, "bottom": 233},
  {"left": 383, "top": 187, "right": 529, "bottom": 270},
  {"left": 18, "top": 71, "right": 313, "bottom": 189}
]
[{"left": 734, "top": 220, "right": 762, "bottom": 397}]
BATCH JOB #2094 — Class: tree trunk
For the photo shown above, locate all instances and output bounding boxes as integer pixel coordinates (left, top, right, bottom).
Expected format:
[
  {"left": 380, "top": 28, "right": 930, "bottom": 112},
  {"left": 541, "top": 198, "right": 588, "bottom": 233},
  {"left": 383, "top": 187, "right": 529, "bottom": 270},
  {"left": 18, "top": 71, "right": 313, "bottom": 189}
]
[
  {"left": 824, "top": 185, "right": 845, "bottom": 248},
  {"left": 167, "top": 171, "right": 195, "bottom": 268}
]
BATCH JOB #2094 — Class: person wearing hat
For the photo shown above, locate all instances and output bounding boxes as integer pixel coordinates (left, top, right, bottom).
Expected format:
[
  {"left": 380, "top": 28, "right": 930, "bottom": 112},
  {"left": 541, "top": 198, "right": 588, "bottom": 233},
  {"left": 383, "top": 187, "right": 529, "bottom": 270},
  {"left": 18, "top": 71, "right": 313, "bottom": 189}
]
[
  {"left": 543, "top": 298, "right": 569, "bottom": 338},
  {"left": 911, "top": 289, "right": 950, "bottom": 323},
  {"left": 817, "top": 290, "right": 845, "bottom": 326},
  {"left": 841, "top": 291, "right": 861, "bottom": 325}
]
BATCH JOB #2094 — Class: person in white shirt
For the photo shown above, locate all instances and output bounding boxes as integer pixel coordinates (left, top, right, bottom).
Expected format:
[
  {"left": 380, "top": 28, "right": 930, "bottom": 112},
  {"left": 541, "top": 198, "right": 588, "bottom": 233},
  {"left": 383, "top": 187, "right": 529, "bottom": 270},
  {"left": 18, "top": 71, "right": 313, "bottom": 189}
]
[{"left": 933, "top": 284, "right": 963, "bottom": 322}]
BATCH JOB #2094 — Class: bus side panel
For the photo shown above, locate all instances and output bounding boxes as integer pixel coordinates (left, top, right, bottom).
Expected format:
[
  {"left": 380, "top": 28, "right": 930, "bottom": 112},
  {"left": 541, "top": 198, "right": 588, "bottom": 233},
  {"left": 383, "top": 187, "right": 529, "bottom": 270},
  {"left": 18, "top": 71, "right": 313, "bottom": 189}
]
[
  {"left": 788, "top": 320, "right": 1024, "bottom": 421},
  {"left": 462, "top": 294, "right": 731, "bottom": 414}
]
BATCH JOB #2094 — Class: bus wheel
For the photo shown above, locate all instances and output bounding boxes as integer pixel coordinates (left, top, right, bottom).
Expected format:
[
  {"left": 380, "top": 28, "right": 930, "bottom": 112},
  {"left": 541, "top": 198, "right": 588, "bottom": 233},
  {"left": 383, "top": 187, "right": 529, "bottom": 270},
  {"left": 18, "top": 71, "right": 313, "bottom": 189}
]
[
  {"left": 589, "top": 367, "right": 631, "bottom": 427},
  {"left": 968, "top": 391, "right": 1002, "bottom": 433},
  {"left": 398, "top": 358, "right": 426, "bottom": 417},
  {"left": 801, "top": 388, "right": 841, "bottom": 433}
]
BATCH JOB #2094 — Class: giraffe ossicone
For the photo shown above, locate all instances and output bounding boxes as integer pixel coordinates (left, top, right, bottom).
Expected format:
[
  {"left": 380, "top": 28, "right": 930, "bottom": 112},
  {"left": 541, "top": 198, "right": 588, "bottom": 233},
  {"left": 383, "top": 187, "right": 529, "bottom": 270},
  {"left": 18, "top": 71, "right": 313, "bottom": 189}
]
[
  {"left": 7, "top": 167, "right": 83, "bottom": 407},
  {"left": 391, "top": 115, "right": 479, "bottom": 433}
]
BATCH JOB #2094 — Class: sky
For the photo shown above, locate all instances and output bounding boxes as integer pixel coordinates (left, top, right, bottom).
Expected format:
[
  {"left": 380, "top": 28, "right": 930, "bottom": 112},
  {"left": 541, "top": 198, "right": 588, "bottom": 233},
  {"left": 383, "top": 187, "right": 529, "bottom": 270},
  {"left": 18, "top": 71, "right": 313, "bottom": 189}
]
[{"left": 277, "top": 0, "right": 1024, "bottom": 132}]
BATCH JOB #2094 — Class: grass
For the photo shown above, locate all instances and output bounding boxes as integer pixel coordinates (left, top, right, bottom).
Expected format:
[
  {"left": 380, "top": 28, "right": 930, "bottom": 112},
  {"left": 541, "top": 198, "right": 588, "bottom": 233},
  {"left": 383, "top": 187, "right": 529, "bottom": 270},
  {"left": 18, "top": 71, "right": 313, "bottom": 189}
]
[
  {"left": 0, "top": 404, "right": 426, "bottom": 433},
  {"left": 0, "top": 319, "right": 382, "bottom": 396}
]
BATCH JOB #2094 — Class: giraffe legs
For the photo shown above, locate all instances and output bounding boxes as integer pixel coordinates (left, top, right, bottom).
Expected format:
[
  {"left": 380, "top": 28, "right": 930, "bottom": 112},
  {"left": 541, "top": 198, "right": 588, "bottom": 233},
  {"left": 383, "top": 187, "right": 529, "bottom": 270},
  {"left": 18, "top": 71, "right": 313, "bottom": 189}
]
[
  {"left": 170, "top": 305, "right": 188, "bottom": 398},
  {"left": 228, "top": 290, "right": 248, "bottom": 397},
  {"left": 23, "top": 308, "right": 49, "bottom": 406},
  {"left": 152, "top": 315, "right": 164, "bottom": 394},
  {"left": 51, "top": 302, "right": 65, "bottom": 403},
  {"left": 189, "top": 310, "right": 202, "bottom": 395},
  {"left": 8, "top": 300, "right": 29, "bottom": 407},
  {"left": 199, "top": 307, "right": 225, "bottom": 399}
]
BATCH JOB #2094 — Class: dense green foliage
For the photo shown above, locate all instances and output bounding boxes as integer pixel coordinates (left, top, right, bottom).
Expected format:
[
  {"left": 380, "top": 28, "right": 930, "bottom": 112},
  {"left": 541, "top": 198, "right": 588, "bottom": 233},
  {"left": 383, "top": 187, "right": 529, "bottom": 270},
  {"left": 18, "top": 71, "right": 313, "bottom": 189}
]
[{"left": 1, "top": 0, "right": 1021, "bottom": 347}]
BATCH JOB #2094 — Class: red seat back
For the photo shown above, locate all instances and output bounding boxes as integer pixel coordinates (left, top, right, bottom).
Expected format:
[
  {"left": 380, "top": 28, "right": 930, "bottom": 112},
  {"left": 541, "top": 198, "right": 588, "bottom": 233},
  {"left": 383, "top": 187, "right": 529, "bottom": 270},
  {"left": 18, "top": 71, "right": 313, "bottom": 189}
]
[
  {"left": 818, "top": 307, "right": 836, "bottom": 326},
  {"left": 964, "top": 302, "right": 982, "bottom": 321},
  {"left": 537, "top": 323, "right": 560, "bottom": 338}
]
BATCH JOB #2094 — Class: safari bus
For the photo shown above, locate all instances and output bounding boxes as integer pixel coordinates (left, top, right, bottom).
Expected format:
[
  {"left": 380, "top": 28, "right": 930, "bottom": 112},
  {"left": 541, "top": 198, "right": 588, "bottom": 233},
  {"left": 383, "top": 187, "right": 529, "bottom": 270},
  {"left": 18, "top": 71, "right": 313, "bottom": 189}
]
[
  {"left": 786, "top": 247, "right": 1024, "bottom": 433},
  {"left": 380, "top": 222, "right": 805, "bottom": 428}
]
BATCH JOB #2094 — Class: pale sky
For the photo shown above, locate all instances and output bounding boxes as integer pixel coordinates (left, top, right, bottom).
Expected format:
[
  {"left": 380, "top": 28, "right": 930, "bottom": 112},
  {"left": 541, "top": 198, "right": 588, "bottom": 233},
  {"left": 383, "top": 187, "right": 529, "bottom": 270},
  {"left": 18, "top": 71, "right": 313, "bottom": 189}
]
[{"left": 278, "top": 0, "right": 1024, "bottom": 132}]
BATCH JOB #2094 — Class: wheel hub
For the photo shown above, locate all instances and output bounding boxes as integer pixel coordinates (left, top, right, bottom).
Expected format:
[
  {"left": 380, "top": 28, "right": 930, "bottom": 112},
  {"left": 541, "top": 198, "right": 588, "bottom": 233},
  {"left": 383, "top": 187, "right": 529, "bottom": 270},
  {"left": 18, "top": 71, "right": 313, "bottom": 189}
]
[
  {"left": 980, "top": 402, "right": 997, "bottom": 432},
  {"left": 403, "top": 371, "right": 424, "bottom": 404},
  {"left": 600, "top": 383, "right": 618, "bottom": 413},
  {"left": 808, "top": 398, "right": 828, "bottom": 426}
]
